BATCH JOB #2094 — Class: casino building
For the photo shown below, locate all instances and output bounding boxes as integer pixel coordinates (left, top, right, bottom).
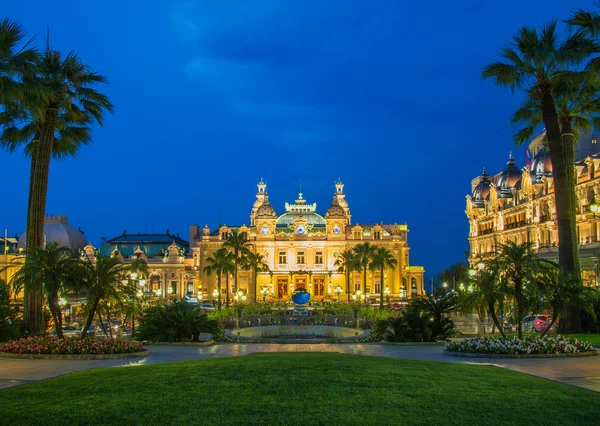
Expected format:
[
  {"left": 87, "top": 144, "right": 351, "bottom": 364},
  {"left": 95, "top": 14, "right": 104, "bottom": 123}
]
[
  {"left": 466, "top": 133, "right": 600, "bottom": 287},
  {"left": 190, "top": 179, "right": 425, "bottom": 302}
]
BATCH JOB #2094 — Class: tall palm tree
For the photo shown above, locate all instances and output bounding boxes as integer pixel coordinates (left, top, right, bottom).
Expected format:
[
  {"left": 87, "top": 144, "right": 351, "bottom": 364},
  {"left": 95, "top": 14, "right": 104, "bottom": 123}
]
[
  {"left": 568, "top": 5, "right": 600, "bottom": 71},
  {"left": 459, "top": 269, "right": 506, "bottom": 338},
  {"left": 222, "top": 229, "right": 252, "bottom": 297},
  {"left": 482, "top": 22, "right": 593, "bottom": 284},
  {"left": 204, "top": 248, "right": 235, "bottom": 309},
  {"left": 7, "top": 242, "right": 77, "bottom": 337},
  {"left": 76, "top": 253, "right": 129, "bottom": 338},
  {"left": 369, "top": 246, "right": 398, "bottom": 309},
  {"left": 352, "top": 242, "right": 377, "bottom": 296},
  {"left": 335, "top": 250, "right": 359, "bottom": 302},
  {"left": 436, "top": 262, "right": 470, "bottom": 291},
  {"left": 487, "top": 241, "right": 554, "bottom": 339},
  {"left": 242, "top": 251, "right": 270, "bottom": 303}
]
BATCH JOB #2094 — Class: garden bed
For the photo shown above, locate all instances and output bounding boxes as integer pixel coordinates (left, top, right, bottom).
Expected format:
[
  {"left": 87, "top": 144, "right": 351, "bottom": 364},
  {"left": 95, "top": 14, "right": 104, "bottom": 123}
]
[
  {"left": 445, "top": 336, "right": 596, "bottom": 357},
  {"left": 0, "top": 336, "right": 146, "bottom": 359}
]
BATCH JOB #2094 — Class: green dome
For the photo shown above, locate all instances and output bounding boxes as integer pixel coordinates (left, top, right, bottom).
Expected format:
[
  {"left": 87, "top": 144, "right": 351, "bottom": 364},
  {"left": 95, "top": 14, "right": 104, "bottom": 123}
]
[{"left": 276, "top": 212, "right": 326, "bottom": 227}]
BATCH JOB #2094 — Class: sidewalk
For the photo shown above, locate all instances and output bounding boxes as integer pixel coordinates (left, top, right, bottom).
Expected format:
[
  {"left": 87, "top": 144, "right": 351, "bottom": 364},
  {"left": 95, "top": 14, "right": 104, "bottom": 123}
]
[{"left": 1, "top": 344, "right": 599, "bottom": 392}]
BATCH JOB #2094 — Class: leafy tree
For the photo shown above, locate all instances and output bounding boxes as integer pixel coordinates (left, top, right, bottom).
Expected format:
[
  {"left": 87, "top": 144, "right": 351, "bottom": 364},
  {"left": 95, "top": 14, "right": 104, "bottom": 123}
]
[
  {"left": 204, "top": 248, "right": 235, "bottom": 309},
  {"left": 482, "top": 22, "right": 593, "bottom": 295},
  {"left": 241, "top": 251, "right": 270, "bottom": 303},
  {"left": 76, "top": 253, "right": 130, "bottom": 338},
  {"left": 335, "top": 250, "right": 359, "bottom": 302},
  {"left": 410, "top": 291, "right": 458, "bottom": 338},
  {"left": 436, "top": 262, "right": 470, "bottom": 291},
  {"left": 222, "top": 229, "right": 252, "bottom": 299},
  {"left": 369, "top": 246, "right": 398, "bottom": 309},
  {"left": 136, "top": 301, "right": 219, "bottom": 343},
  {"left": 7, "top": 243, "right": 77, "bottom": 337},
  {"left": 352, "top": 242, "right": 377, "bottom": 295},
  {"left": 487, "top": 242, "right": 556, "bottom": 339}
]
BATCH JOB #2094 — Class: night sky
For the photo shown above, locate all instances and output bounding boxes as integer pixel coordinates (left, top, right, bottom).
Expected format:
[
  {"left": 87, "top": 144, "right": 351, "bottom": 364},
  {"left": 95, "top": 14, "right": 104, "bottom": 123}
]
[{"left": 1, "top": 0, "right": 580, "bottom": 280}]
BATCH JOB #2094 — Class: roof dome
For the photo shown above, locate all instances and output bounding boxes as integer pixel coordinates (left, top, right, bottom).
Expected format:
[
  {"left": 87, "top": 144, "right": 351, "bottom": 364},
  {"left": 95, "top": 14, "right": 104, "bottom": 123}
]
[
  {"left": 472, "top": 168, "right": 492, "bottom": 206},
  {"left": 256, "top": 199, "right": 277, "bottom": 217},
  {"left": 325, "top": 197, "right": 346, "bottom": 218},
  {"left": 18, "top": 215, "right": 88, "bottom": 252},
  {"left": 495, "top": 153, "right": 522, "bottom": 198},
  {"left": 276, "top": 211, "right": 326, "bottom": 227},
  {"left": 530, "top": 149, "right": 552, "bottom": 183}
]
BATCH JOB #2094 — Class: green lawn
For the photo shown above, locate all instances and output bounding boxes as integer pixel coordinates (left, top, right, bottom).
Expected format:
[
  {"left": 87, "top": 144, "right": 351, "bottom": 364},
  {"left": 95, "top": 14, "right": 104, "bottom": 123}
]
[{"left": 1, "top": 353, "right": 598, "bottom": 425}]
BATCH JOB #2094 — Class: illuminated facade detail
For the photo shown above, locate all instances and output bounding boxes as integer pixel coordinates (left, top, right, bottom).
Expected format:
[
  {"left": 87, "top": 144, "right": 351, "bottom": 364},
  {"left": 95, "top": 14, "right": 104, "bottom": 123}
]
[
  {"left": 466, "top": 133, "right": 600, "bottom": 287},
  {"left": 192, "top": 179, "right": 425, "bottom": 301}
]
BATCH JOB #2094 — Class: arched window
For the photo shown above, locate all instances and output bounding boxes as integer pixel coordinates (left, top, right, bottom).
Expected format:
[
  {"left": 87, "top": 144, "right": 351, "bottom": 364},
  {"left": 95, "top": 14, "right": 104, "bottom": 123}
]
[
  {"left": 150, "top": 274, "right": 161, "bottom": 292},
  {"left": 411, "top": 277, "right": 417, "bottom": 296},
  {"left": 401, "top": 278, "right": 407, "bottom": 298}
]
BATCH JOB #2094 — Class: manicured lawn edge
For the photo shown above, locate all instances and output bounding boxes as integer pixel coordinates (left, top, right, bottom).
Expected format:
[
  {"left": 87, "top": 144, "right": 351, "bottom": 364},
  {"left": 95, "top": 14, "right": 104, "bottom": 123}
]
[
  {"left": 443, "top": 349, "right": 598, "bottom": 359},
  {"left": 381, "top": 341, "right": 446, "bottom": 346},
  {"left": 0, "top": 350, "right": 149, "bottom": 360}
]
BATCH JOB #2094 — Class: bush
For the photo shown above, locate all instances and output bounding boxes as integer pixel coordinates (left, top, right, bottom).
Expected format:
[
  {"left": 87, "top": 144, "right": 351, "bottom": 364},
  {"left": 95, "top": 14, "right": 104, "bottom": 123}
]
[
  {"left": 0, "top": 280, "right": 23, "bottom": 342},
  {"left": 0, "top": 336, "right": 144, "bottom": 355},
  {"left": 136, "top": 301, "right": 219, "bottom": 343},
  {"left": 207, "top": 307, "right": 237, "bottom": 330},
  {"left": 445, "top": 335, "right": 594, "bottom": 355},
  {"left": 376, "top": 310, "right": 454, "bottom": 342}
]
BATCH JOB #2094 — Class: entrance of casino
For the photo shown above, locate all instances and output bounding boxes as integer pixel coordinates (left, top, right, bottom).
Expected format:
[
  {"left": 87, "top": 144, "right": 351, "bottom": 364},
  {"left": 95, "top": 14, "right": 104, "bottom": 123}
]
[{"left": 277, "top": 277, "right": 289, "bottom": 299}]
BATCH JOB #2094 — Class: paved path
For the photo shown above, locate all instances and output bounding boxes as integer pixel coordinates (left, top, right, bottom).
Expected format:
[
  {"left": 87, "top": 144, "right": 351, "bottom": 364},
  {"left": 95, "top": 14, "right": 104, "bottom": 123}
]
[{"left": 1, "top": 344, "right": 599, "bottom": 392}]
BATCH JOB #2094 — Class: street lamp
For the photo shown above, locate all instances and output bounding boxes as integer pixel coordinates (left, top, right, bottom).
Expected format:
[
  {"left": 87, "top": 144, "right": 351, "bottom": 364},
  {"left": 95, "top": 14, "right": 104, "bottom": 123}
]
[
  {"left": 591, "top": 201, "right": 599, "bottom": 217},
  {"left": 261, "top": 286, "right": 269, "bottom": 302},
  {"left": 384, "top": 286, "right": 390, "bottom": 305},
  {"left": 334, "top": 285, "right": 343, "bottom": 302}
]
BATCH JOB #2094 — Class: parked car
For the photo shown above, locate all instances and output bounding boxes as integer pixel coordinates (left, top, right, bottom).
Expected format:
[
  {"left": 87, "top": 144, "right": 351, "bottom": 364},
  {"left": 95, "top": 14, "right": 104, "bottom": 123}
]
[
  {"left": 184, "top": 295, "right": 199, "bottom": 305},
  {"left": 199, "top": 303, "right": 215, "bottom": 310},
  {"left": 522, "top": 314, "right": 556, "bottom": 332},
  {"left": 82, "top": 325, "right": 96, "bottom": 336}
]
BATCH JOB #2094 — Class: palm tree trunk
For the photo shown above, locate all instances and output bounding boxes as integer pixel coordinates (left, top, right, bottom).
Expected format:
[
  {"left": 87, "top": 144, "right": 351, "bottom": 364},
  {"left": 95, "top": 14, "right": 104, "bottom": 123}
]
[
  {"left": 48, "top": 296, "right": 63, "bottom": 338},
  {"left": 347, "top": 270, "right": 351, "bottom": 303},
  {"left": 234, "top": 249, "right": 238, "bottom": 294},
  {"left": 253, "top": 267, "right": 257, "bottom": 303},
  {"left": 217, "top": 272, "right": 222, "bottom": 310},
  {"left": 379, "top": 265, "right": 384, "bottom": 310},
  {"left": 363, "top": 267, "right": 367, "bottom": 297},
  {"left": 225, "top": 274, "right": 230, "bottom": 308},
  {"left": 541, "top": 299, "right": 559, "bottom": 338},
  {"left": 82, "top": 296, "right": 100, "bottom": 338},
  {"left": 540, "top": 89, "right": 581, "bottom": 333},
  {"left": 25, "top": 107, "right": 59, "bottom": 335},
  {"left": 488, "top": 301, "right": 506, "bottom": 339},
  {"left": 515, "top": 279, "right": 524, "bottom": 339}
]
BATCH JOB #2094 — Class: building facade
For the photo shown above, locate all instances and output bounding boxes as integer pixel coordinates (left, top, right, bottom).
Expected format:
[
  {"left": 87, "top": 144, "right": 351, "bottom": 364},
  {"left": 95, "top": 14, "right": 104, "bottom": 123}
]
[
  {"left": 191, "top": 179, "right": 425, "bottom": 302},
  {"left": 466, "top": 133, "right": 600, "bottom": 287}
]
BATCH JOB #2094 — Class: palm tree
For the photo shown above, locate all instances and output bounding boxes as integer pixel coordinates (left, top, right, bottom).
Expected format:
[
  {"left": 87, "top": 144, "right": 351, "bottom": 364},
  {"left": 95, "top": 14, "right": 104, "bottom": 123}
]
[
  {"left": 7, "top": 242, "right": 77, "bottom": 337},
  {"left": 436, "top": 262, "right": 470, "bottom": 291},
  {"left": 204, "top": 248, "right": 235, "bottom": 309},
  {"left": 568, "top": 5, "right": 600, "bottom": 71},
  {"left": 487, "top": 241, "right": 555, "bottom": 339},
  {"left": 242, "top": 251, "right": 270, "bottom": 303},
  {"left": 482, "top": 22, "right": 593, "bottom": 284},
  {"left": 335, "top": 250, "right": 359, "bottom": 303},
  {"left": 369, "top": 246, "right": 398, "bottom": 309},
  {"left": 222, "top": 229, "right": 252, "bottom": 296},
  {"left": 409, "top": 291, "right": 459, "bottom": 340},
  {"left": 459, "top": 269, "right": 507, "bottom": 338},
  {"left": 76, "top": 253, "right": 129, "bottom": 338},
  {"left": 352, "top": 242, "right": 377, "bottom": 296}
]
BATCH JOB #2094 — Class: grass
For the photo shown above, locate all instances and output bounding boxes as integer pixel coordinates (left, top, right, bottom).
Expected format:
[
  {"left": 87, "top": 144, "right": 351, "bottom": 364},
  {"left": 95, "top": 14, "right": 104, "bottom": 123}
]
[{"left": 1, "top": 353, "right": 598, "bottom": 425}]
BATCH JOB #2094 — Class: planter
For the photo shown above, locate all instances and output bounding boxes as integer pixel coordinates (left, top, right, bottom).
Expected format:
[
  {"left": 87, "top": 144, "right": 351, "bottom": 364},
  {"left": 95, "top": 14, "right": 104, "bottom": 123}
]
[
  {"left": 443, "top": 349, "right": 597, "bottom": 359},
  {"left": 0, "top": 350, "right": 149, "bottom": 360}
]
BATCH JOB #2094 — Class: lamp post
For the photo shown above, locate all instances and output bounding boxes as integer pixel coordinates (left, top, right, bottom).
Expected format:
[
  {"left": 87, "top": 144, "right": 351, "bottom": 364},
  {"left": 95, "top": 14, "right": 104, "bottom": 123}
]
[
  {"left": 212, "top": 288, "right": 219, "bottom": 307},
  {"left": 261, "top": 286, "right": 269, "bottom": 303},
  {"left": 335, "top": 285, "right": 343, "bottom": 303},
  {"left": 384, "top": 286, "right": 390, "bottom": 306}
]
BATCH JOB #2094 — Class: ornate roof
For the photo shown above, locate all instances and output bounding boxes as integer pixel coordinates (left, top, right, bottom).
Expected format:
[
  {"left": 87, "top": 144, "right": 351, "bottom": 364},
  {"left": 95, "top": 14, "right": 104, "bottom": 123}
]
[
  {"left": 472, "top": 168, "right": 492, "bottom": 206},
  {"left": 495, "top": 153, "right": 522, "bottom": 198},
  {"left": 530, "top": 149, "right": 552, "bottom": 183},
  {"left": 325, "top": 196, "right": 346, "bottom": 218},
  {"left": 256, "top": 199, "right": 277, "bottom": 217},
  {"left": 276, "top": 192, "right": 326, "bottom": 227},
  {"left": 18, "top": 215, "right": 88, "bottom": 252}
]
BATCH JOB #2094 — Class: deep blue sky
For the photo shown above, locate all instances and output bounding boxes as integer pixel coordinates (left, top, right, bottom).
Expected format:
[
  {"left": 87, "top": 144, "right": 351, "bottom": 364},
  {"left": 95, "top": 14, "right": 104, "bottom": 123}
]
[{"left": 1, "top": 0, "right": 581, "bottom": 280}]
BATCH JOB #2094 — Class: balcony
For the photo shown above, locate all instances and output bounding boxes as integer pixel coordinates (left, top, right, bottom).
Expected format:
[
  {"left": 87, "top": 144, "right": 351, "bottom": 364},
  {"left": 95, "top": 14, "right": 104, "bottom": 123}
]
[
  {"left": 504, "top": 221, "right": 527, "bottom": 230},
  {"left": 478, "top": 228, "right": 495, "bottom": 235}
]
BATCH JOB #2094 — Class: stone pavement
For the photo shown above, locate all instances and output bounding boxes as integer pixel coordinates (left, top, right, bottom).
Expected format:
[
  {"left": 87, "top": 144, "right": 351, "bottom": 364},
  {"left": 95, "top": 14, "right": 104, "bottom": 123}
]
[{"left": 1, "top": 343, "right": 599, "bottom": 392}]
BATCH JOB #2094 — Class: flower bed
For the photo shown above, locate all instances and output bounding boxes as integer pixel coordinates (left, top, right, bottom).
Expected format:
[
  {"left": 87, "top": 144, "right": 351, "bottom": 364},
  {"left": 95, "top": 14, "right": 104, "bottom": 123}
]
[
  {"left": 445, "top": 335, "right": 593, "bottom": 355},
  {"left": 0, "top": 336, "right": 144, "bottom": 355}
]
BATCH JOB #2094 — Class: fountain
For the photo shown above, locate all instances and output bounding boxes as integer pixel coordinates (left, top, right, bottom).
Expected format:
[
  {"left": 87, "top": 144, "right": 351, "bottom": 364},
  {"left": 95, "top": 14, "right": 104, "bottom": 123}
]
[{"left": 226, "top": 288, "right": 370, "bottom": 343}]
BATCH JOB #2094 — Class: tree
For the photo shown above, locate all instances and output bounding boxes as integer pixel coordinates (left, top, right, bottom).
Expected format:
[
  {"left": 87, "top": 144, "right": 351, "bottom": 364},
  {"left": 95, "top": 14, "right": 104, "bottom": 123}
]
[
  {"left": 410, "top": 291, "right": 459, "bottom": 338},
  {"left": 204, "top": 248, "right": 235, "bottom": 309},
  {"left": 352, "top": 242, "right": 377, "bottom": 296},
  {"left": 222, "top": 229, "right": 252, "bottom": 299},
  {"left": 369, "top": 246, "right": 398, "bottom": 309},
  {"left": 241, "top": 251, "right": 270, "bottom": 303},
  {"left": 482, "top": 22, "right": 593, "bottom": 285},
  {"left": 436, "top": 262, "right": 470, "bottom": 291},
  {"left": 487, "top": 242, "right": 555, "bottom": 339},
  {"left": 335, "top": 250, "right": 359, "bottom": 302},
  {"left": 568, "top": 4, "right": 600, "bottom": 72},
  {"left": 7, "top": 243, "right": 77, "bottom": 337},
  {"left": 76, "top": 253, "right": 129, "bottom": 338},
  {"left": 459, "top": 269, "right": 507, "bottom": 338}
]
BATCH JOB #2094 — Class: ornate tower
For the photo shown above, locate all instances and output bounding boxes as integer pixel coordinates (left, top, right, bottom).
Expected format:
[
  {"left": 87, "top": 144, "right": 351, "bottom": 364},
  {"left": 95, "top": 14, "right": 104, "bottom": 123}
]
[
  {"left": 250, "top": 178, "right": 268, "bottom": 226},
  {"left": 333, "top": 178, "right": 351, "bottom": 224}
]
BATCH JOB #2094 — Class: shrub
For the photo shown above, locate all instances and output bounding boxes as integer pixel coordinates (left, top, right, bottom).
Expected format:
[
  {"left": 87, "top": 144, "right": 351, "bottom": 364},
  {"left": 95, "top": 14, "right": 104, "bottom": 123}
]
[
  {"left": 445, "top": 335, "right": 594, "bottom": 354},
  {"left": 0, "top": 336, "right": 143, "bottom": 355},
  {"left": 136, "top": 301, "right": 219, "bottom": 343},
  {"left": 207, "top": 307, "right": 237, "bottom": 330}
]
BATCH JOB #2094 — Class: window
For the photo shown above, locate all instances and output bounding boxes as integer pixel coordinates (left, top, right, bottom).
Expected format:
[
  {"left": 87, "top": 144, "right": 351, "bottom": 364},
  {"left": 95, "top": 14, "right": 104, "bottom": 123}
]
[
  {"left": 354, "top": 277, "right": 361, "bottom": 291},
  {"left": 315, "top": 251, "right": 323, "bottom": 264},
  {"left": 411, "top": 278, "right": 418, "bottom": 296},
  {"left": 297, "top": 250, "right": 305, "bottom": 264},
  {"left": 374, "top": 231, "right": 381, "bottom": 240},
  {"left": 374, "top": 277, "right": 381, "bottom": 293},
  {"left": 278, "top": 251, "right": 287, "bottom": 264},
  {"left": 221, "top": 231, "right": 229, "bottom": 240},
  {"left": 354, "top": 231, "right": 362, "bottom": 239},
  {"left": 593, "top": 138, "right": 597, "bottom": 144}
]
